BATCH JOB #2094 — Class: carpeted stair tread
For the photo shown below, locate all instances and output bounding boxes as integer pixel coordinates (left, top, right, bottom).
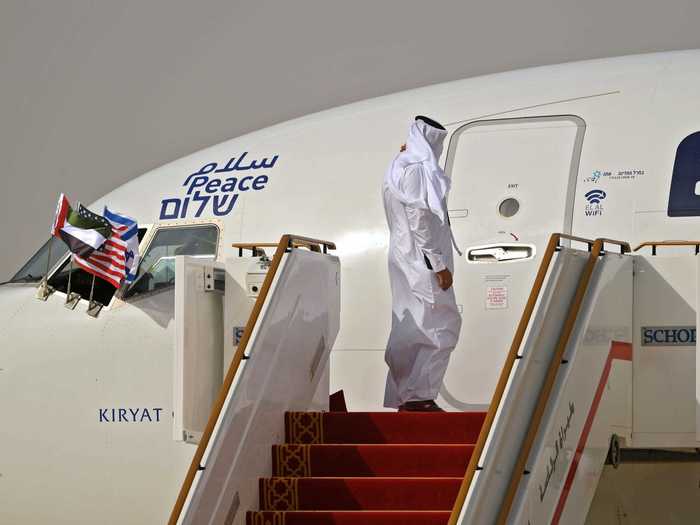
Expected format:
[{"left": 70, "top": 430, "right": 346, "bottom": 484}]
[
  {"left": 248, "top": 410, "right": 480, "bottom": 524},
  {"left": 259, "top": 477, "right": 462, "bottom": 510},
  {"left": 245, "top": 510, "right": 451, "bottom": 525},
  {"left": 273, "top": 444, "right": 474, "bottom": 477},
  {"left": 285, "top": 411, "right": 485, "bottom": 444}
]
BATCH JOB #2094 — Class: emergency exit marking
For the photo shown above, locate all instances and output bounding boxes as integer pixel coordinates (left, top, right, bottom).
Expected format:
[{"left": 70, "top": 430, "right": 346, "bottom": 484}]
[{"left": 486, "top": 286, "right": 508, "bottom": 310}]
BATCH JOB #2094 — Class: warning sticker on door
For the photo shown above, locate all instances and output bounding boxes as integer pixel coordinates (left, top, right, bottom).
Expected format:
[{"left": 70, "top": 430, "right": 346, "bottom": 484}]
[{"left": 486, "top": 286, "right": 508, "bottom": 310}]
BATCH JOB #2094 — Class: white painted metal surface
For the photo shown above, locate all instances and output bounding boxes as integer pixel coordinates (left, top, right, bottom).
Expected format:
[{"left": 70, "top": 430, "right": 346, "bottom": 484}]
[
  {"left": 442, "top": 116, "right": 584, "bottom": 408},
  {"left": 0, "top": 284, "right": 193, "bottom": 524},
  {"left": 181, "top": 249, "right": 341, "bottom": 525},
  {"left": 174, "top": 257, "right": 225, "bottom": 443},
  {"left": 458, "top": 247, "right": 591, "bottom": 524},
  {"left": 633, "top": 254, "right": 698, "bottom": 447},
  {"left": 222, "top": 257, "right": 257, "bottom": 378},
  {"left": 458, "top": 248, "right": 634, "bottom": 524},
  {"left": 511, "top": 252, "right": 633, "bottom": 524}
]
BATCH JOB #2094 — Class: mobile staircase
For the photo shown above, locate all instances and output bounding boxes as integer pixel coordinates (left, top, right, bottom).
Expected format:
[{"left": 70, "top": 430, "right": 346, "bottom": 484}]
[{"left": 167, "top": 234, "right": 700, "bottom": 524}]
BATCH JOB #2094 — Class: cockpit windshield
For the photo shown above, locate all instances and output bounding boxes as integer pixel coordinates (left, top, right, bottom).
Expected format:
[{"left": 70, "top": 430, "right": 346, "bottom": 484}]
[
  {"left": 8, "top": 237, "right": 69, "bottom": 284},
  {"left": 6, "top": 224, "right": 219, "bottom": 307},
  {"left": 124, "top": 225, "right": 219, "bottom": 299}
]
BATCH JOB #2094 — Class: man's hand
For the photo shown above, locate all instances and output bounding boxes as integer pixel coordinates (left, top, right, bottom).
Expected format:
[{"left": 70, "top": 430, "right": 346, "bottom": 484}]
[
  {"left": 435, "top": 269, "right": 453, "bottom": 290},
  {"left": 400, "top": 143, "right": 406, "bottom": 152}
]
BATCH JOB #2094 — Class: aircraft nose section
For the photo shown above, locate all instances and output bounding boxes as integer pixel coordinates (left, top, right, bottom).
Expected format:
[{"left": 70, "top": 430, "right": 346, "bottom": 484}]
[{"left": 0, "top": 285, "right": 42, "bottom": 335}]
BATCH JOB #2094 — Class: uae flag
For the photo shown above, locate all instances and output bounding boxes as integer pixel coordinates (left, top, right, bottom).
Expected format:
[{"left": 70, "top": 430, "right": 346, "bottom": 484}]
[
  {"left": 52, "top": 194, "right": 112, "bottom": 258},
  {"left": 73, "top": 230, "right": 128, "bottom": 288}
]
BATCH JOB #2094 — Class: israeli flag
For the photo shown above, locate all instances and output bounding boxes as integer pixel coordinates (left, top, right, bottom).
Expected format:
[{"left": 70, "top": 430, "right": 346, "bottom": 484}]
[{"left": 104, "top": 207, "right": 141, "bottom": 283}]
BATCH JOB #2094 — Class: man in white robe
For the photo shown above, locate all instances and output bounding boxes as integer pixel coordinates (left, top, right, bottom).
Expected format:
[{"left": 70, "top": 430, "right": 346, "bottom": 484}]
[{"left": 383, "top": 116, "right": 462, "bottom": 411}]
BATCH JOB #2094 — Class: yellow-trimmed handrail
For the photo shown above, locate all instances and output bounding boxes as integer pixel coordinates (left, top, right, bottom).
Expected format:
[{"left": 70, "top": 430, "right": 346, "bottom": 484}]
[
  {"left": 233, "top": 237, "right": 336, "bottom": 256},
  {"left": 167, "top": 234, "right": 336, "bottom": 525},
  {"left": 493, "top": 238, "right": 605, "bottom": 523},
  {"left": 232, "top": 242, "right": 280, "bottom": 256},
  {"left": 597, "top": 238, "right": 631, "bottom": 254},
  {"left": 634, "top": 240, "right": 700, "bottom": 255},
  {"left": 447, "top": 234, "right": 593, "bottom": 525},
  {"left": 447, "top": 234, "right": 629, "bottom": 525}
]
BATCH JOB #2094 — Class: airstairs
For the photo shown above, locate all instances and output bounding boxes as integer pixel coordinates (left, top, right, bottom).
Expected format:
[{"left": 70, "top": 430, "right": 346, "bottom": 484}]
[
  {"left": 246, "top": 410, "right": 484, "bottom": 524},
  {"left": 167, "top": 233, "right": 700, "bottom": 525},
  {"left": 450, "top": 235, "right": 699, "bottom": 524}
]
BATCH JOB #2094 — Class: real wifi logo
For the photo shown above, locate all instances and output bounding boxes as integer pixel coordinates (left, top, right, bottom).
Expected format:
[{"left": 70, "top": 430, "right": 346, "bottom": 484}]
[{"left": 584, "top": 189, "right": 606, "bottom": 216}]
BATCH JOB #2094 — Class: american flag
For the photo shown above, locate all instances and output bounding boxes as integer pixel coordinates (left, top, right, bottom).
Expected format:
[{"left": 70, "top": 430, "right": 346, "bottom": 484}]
[
  {"left": 73, "top": 230, "right": 128, "bottom": 288},
  {"left": 103, "top": 207, "right": 140, "bottom": 283}
]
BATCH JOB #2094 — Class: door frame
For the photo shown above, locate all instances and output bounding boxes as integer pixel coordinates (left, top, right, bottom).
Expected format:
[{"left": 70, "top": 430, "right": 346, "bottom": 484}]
[{"left": 443, "top": 114, "right": 587, "bottom": 240}]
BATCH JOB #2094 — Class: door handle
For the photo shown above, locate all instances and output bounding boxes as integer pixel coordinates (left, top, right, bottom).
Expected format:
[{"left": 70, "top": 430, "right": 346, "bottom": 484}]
[
  {"left": 448, "top": 209, "right": 469, "bottom": 219},
  {"left": 467, "top": 243, "right": 535, "bottom": 263}
]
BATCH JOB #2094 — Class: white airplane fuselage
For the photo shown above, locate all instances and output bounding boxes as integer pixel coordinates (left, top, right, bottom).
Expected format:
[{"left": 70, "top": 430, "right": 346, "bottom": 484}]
[{"left": 2, "top": 50, "right": 700, "bottom": 524}]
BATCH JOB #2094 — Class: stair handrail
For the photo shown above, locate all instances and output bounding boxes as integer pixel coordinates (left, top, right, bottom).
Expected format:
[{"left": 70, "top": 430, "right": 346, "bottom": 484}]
[
  {"left": 167, "top": 234, "right": 336, "bottom": 525},
  {"left": 634, "top": 240, "right": 700, "bottom": 255},
  {"left": 491, "top": 237, "right": 629, "bottom": 523},
  {"left": 232, "top": 238, "right": 336, "bottom": 257},
  {"left": 448, "top": 235, "right": 630, "bottom": 524},
  {"left": 447, "top": 233, "right": 595, "bottom": 525},
  {"left": 596, "top": 238, "right": 631, "bottom": 254}
]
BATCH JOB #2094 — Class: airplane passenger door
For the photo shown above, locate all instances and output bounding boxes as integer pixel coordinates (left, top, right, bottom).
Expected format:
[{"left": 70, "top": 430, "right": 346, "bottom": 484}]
[{"left": 440, "top": 115, "right": 585, "bottom": 408}]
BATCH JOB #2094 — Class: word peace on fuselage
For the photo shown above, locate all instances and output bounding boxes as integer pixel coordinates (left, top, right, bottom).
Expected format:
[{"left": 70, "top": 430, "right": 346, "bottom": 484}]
[{"left": 160, "top": 152, "right": 279, "bottom": 220}]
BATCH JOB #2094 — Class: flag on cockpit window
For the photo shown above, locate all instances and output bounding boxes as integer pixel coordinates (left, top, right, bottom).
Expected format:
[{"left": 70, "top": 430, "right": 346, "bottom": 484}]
[
  {"left": 51, "top": 194, "right": 112, "bottom": 258},
  {"left": 73, "top": 229, "right": 127, "bottom": 288},
  {"left": 103, "top": 207, "right": 140, "bottom": 283}
]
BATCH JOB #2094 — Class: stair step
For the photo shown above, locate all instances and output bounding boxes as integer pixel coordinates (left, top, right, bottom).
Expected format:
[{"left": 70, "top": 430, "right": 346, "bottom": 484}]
[
  {"left": 246, "top": 510, "right": 451, "bottom": 525},
  {"left": 285, "top": 411, "right": 485, "bottom": 444},
  {"left": 273, "top": 444, "right": 473, "bottom": 477},
  {"left": 259, "top": 477, "right": 462, "bottom": 511}
]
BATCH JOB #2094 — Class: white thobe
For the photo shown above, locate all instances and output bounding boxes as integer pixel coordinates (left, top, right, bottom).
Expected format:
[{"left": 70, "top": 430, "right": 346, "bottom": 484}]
[{"left": 383, "top": 163, "right": 462, "bottom": 408}]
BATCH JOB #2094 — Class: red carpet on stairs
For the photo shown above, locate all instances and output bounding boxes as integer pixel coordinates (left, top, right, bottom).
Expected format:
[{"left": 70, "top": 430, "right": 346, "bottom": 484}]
[
  {"left": 273, "top": 444, "right": 474, "bottom": 477},
  {"left": 246, "top": 410, "right": 486, "bottom": 525},
  {"left": 247, "top": 511, "right": 453, "bottom": 525},
  {"left": 285, "top": 411, "right": 485, "bottom": 444}
]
